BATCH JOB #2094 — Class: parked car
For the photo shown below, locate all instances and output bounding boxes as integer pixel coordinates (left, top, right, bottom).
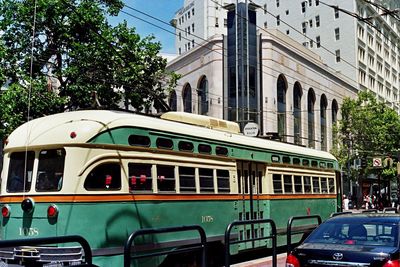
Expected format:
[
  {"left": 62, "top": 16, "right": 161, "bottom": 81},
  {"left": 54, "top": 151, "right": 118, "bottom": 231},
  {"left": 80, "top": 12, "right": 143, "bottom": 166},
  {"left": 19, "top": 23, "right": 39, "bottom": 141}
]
[{"left": 286, "top": 213, "right": 400, "bottom": 267}]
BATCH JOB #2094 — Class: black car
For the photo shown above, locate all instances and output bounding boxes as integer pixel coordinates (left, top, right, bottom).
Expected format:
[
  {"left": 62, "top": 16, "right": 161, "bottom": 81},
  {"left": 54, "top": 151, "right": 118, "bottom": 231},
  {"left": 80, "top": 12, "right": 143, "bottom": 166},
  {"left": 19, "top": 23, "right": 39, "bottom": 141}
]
[{"left": 286, "top": 213, "right": 400, "bottom": 267}]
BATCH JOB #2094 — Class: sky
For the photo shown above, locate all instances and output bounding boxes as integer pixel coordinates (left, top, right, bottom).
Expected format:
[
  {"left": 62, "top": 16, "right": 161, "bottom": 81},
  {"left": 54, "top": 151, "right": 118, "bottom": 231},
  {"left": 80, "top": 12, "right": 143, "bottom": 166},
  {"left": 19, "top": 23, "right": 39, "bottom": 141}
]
[{"left": 108, "top": 0, "right": 184, "bottom": 55}]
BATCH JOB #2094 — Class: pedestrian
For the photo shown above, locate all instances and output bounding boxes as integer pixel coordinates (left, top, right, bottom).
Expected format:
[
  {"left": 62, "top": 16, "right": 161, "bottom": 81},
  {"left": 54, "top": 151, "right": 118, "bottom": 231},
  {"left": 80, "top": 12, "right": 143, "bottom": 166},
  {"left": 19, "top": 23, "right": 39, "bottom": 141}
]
[{"left": 343, "top": 195, "right": 349, "bottom": 211}]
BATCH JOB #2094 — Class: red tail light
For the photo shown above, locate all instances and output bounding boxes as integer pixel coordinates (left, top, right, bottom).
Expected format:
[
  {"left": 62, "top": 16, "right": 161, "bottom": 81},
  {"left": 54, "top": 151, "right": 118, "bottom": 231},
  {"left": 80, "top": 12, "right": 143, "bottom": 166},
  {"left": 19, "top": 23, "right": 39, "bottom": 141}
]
[
  {"left": 286, "top": 253, "right": 300, "bottom": 267},
  {"left": 47, "top": 204, "right": 59, "bottom": 218},
  {"left": 1, "top": 205, "right": 10, "bottom": 218},
  {"left": 383, "top": 260, "right": 400, "bottom": 267}
]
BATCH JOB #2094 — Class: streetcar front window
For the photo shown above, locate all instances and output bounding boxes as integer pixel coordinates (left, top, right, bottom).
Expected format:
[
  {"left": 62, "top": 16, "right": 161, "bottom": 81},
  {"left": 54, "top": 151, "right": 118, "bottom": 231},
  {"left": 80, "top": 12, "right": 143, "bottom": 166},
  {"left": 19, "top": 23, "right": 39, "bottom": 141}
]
[
  {"left": 36, "top": 149, "right": 65, "bottom": 192},
  {"left": 7, "top": 151, "right": 34, "bottom": 192}
]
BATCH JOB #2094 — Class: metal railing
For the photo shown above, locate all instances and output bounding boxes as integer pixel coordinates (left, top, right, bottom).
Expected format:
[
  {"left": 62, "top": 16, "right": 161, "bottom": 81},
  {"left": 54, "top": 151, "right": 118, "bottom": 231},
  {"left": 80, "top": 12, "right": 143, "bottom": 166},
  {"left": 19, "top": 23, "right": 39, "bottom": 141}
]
[
  {"left": 224, "top": 219, "right": 277, "bottom": 267},
  {"left": 124, "top": 225, "right": 207, "bottom": 267},
  {"left": 286, "top": 215, "right": 322, "bottom": 255}
]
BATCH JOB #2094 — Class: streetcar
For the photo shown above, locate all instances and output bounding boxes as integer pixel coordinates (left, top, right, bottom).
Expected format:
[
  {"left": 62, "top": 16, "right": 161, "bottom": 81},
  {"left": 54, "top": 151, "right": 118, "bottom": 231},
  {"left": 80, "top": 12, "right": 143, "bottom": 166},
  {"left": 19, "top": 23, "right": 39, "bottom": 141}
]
[{"left": 0, "top": 110, "right": 341, "bottom": 266}]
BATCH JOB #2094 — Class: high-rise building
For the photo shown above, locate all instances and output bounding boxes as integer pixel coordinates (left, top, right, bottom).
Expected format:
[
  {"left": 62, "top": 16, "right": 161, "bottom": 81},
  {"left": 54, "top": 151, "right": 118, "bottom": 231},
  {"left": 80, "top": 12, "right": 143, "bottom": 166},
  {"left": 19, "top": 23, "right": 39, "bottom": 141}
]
[{"left": 172, "top": 0, "right": 400, "bottom": 111}]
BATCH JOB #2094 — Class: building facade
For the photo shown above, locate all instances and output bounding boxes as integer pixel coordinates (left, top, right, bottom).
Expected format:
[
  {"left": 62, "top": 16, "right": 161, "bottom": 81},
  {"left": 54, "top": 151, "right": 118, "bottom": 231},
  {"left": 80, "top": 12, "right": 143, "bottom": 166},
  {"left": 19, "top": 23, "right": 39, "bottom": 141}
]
[
  {"left": 171, "top": 0, "right": 400, "bottom": 112},
  {"left": 166, "top": 27, "right": 358, "bottom": 151}
]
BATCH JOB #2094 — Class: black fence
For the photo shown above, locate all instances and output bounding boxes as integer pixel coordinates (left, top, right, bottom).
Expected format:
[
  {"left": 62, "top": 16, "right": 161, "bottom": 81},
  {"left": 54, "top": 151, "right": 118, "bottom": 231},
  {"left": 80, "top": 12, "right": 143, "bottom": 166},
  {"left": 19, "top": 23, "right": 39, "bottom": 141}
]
[
  {"left": 1, "top": 212, "right": 384, "bottom": 266},
  {"left": 286, "top": 215, "right": 322, "bottom": 255},
  {"left": 124, "top": 225, "right": 207, "bottom": 267},
  {"left": 224, "top": 219, "right": 277, "bottom": 267}
]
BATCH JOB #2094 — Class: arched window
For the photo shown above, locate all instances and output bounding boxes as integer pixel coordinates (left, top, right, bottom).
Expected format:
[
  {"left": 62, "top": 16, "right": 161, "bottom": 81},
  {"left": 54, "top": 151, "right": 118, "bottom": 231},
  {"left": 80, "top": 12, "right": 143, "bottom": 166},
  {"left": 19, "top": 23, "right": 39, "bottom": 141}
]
[
  {"left": 168, "top": 90, "right": 177, "bottom": 111},
  {"left": 332, "top": 99, "right": 338, "bottom": 124},
  {"left": 293, "top": 82, "right": 303, "bottom": 145},
  {"left": 331, "top": 99, "right": 339, "bottom": 145},
  {"left": 183, "top": 84, "right": 192, "bottom": 113},
  {"left": 308, "top": 89, "right": 316, "bottom": 148},
  {"left": 320, "top": 94, "right": 328, "bottom": 151},
  {"left": 277, "top": 75, "right": 287, "bottom": 141},
  {"left": 197, "top": 76, "right": 209, "bottom": 115}
]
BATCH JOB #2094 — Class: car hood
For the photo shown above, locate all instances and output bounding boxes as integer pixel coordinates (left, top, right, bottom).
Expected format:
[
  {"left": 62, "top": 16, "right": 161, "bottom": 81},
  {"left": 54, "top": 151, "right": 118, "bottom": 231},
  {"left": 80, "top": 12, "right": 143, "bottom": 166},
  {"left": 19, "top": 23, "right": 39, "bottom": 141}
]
[{"left": 294, "top": 242, "right": 397, "bottom": 266}]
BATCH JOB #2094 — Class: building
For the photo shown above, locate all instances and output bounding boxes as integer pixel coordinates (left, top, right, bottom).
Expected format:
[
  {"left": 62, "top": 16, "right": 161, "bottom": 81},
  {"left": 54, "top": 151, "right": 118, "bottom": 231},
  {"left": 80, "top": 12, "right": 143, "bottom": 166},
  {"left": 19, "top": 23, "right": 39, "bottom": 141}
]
[
  {"left": 172, "top": 0, "right": 400, "bottom": 112},
  {"left": 257, "top": 0, "right": 400, "bottom": 112},
  {"left": 167, "top": 29, "right": 357, "bottom": 153}
]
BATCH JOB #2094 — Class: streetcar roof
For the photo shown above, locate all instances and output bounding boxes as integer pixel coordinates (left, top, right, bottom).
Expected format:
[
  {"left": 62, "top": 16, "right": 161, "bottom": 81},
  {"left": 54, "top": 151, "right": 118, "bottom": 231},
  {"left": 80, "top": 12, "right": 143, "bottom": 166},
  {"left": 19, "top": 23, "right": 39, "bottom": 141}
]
[{"left": 5, "top": 110, "right": 336, "bottom": 161}]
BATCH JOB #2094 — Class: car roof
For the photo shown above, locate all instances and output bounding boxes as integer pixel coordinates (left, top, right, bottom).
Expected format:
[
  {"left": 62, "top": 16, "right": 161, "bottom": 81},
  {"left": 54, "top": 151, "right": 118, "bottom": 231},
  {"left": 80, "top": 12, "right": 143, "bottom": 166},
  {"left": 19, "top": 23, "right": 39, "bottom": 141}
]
[{"left": 327, "top": 213, "right": 400, "bottom": 224}]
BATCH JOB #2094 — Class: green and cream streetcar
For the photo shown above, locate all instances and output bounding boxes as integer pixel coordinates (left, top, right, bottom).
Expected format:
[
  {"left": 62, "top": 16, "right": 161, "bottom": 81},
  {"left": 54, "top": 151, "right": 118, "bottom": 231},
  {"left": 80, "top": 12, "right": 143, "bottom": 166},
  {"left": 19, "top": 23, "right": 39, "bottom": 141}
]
[{"left": 0, "top": 110, "right": 341, "bottom": 266}]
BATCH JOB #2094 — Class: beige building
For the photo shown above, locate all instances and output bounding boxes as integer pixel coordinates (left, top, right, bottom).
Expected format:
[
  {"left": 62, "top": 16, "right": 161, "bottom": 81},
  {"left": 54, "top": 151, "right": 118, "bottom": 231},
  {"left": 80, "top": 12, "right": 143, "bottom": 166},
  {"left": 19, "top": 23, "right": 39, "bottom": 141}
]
[{"left": 167, "top": 29, "right": 358, "bottom": 152}]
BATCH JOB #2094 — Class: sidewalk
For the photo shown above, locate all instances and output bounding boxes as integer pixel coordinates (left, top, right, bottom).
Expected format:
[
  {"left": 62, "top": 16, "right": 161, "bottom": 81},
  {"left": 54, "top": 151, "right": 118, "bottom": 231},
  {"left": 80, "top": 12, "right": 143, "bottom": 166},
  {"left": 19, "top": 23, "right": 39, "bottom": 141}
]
[{"left": 231, "top": 253, "right": 287, "bottom": 267}]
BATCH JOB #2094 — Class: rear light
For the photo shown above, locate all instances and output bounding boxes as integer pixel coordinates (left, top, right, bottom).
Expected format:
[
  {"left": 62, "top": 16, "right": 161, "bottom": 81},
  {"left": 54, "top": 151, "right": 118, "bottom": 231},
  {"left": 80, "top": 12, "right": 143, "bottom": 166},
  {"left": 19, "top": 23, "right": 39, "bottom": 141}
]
[
  {"left": 21, "top": 198, "right": 35, "bottom": 214},
  {"left": 47, "top": 204, "right": 59, "bottom": 218},
  {"left": 383, "top": 259, "right": 400, "bottom": 267},
  {"left": 286, "top": 253, "right": 300, "bottom": 267},
  {"left": 1, "top": 205, "right": 10, "bottom": 218}
]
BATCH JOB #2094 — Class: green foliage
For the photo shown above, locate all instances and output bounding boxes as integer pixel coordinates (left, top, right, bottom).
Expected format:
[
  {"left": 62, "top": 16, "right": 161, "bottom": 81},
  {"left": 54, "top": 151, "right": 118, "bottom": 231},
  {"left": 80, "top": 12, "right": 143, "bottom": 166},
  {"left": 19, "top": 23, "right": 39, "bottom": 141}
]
[
  {"left": 332, "top": 91, "right": 400, "bottom": 179},
  {"left": 0, "top": 0, "right": 178, "bottom": 139}
]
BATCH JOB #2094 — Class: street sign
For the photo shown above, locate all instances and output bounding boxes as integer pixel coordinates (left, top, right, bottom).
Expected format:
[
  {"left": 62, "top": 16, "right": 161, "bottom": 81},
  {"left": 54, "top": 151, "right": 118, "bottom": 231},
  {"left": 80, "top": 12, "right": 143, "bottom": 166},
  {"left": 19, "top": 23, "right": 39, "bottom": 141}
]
[{"left": 372, "top": 157, "right": 382, "bottom": 167}]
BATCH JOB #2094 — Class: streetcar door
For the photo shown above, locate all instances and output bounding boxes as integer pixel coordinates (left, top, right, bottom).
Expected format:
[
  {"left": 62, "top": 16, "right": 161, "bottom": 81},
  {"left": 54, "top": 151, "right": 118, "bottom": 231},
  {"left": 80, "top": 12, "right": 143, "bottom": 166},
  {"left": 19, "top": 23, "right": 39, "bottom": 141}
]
[
  {"left": 237, "top": 161, "right": 265, "bottom": 248},
  {"left": 237, "top": 161, "right": 265, "bottom": 220}
]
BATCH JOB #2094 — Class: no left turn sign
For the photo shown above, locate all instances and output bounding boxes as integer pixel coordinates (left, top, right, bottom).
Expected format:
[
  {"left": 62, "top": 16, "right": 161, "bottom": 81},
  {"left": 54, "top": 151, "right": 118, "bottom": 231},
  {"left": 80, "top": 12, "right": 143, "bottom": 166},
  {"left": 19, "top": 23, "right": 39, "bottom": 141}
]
[{"left": 373, "top": 157, "right": 382, "bottom": 167}]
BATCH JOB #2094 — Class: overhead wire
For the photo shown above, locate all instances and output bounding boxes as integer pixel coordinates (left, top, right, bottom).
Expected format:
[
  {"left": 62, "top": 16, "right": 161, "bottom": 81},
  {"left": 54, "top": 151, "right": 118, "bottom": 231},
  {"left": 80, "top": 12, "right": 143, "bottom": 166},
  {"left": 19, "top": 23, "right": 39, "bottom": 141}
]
[{"left": 122, "top": 2, "right": 358, "bottom": 102}]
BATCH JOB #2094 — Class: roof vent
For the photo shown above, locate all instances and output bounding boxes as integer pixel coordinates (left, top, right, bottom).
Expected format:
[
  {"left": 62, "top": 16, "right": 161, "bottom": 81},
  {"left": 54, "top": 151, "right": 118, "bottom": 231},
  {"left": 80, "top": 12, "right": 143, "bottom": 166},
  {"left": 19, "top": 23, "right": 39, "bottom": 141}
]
[{"left": 161, "top": 112, "right": 240, "bottom": 134}]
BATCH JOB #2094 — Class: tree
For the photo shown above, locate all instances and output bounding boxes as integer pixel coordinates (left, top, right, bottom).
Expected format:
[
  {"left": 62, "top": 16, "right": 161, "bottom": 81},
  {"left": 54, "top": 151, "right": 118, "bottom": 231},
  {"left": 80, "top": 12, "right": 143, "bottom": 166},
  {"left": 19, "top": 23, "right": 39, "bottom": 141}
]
[
  {"left": 0, "top": 0, "right": 179, "bottom": 139},
  {"left": 332, "top": 91, "right": 400, "bottom": 169},
  {"left": 332, "top": 91, "right": 400, "bottom": 205}
]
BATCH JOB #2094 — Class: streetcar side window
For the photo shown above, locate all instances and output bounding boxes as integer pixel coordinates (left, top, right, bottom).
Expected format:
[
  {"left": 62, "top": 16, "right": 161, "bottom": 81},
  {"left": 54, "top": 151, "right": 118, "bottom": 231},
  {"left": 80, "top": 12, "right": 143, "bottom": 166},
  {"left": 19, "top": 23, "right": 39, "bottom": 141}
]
[
  {"left": 178, "top": 141, "right": 194, "bottom": 152},
  {"left": 198, "top": 144, "right": 212, "bottom": 154},
  {"left": 293, "top": 158, "right": 301, "bottom": 165},
  {"left": 284, "top": 175, "right": 293, "bottom": 193},
  {"left": 199, "top": 168, "right": 214, "bottom": 193},
  {"left": 282, "top": 156, "right": 291, "bottom": 164},
  {"left": 129, "top": 163, "right": 152, "bottom": 191},
  {"left": 7, "top": 151, "right": 34, "bottom": 192},
  {"left": 304, "top": 176, "right": 311, "bottom": 193},
  {"left": 217, "top": 170, "right": 230, "bottom": 193},
  {"left": 36, "top": 149, "right": 65, "bottom": 192},
  {"left": 128, "top": 135, "right": 151, "bottom": 147},
  {"left": 216, "top": 146, "right": 228, "bottom": 156},
  {"left": 294, "top": 175, "right": 302, "bottom": 193},
  {"left": 328, "top": 177, "right": 335, "bottom": 193},
  {"left": 302, "top": 159, "right": 310, "bottom": 166},
  {"left": 84, "top": 163, "right": 121, "bottom": 190},
  {"left": 272, "top": 174, "right": 283, "bottom": 193},
  {"left": 312, "top": 177, "right": 320, "bottom": 193},
  {"left": 156, "top": 138, "right": 173, "bottom": 149},
  {"left": 179, "top": 167, "right": 196, "bottom": 192},
  {"left": 311, "top": 160, "right": 318, "bottom": 167},
  {"left": 157, "top": 165, "right": 175, "bottom": 192},
  {"left": 321, "top": 177, "right": 328, "bottom": 193},
  {"left": 271, "top": 155, "right": 280, "bottom": 163}
]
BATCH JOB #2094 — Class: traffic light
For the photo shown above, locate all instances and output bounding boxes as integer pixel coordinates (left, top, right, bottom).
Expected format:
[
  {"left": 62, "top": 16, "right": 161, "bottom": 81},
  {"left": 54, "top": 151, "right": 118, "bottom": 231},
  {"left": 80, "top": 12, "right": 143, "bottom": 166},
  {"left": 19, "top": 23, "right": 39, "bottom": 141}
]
[{"left": 361, "top": 157, "right": 367, "bottom": 168}]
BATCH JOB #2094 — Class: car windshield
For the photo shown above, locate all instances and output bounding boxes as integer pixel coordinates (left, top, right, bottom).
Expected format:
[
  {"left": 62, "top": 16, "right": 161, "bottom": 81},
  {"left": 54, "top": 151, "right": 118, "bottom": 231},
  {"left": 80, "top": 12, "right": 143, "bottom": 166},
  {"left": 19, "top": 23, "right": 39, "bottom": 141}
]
[{"left": 305, "top": 220, "right": 398, "bottom": 248}]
